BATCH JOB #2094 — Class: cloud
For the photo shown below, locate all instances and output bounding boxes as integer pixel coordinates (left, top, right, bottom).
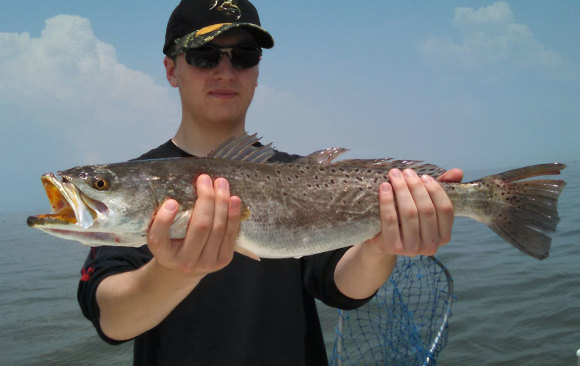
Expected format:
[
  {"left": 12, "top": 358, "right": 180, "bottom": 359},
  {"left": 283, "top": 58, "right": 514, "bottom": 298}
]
[
  {"left": 0, "top": 15, "right": 179, "bottom": 164},
  {"left": 418, "top": 2, "right": 574, "bottom": 77}
]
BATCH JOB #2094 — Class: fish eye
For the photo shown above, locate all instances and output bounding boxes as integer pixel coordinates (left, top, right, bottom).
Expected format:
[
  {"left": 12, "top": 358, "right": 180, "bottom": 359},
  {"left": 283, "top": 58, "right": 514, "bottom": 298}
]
[{"left": 92, "top": 177, "right": 110, "bottom": 191}]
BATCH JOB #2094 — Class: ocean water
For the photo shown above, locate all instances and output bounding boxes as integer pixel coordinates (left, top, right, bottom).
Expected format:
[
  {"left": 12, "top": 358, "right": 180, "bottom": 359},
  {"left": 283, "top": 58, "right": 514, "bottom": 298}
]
[{"left": 1, "top": 162, "right": 578, "bottom": 365}]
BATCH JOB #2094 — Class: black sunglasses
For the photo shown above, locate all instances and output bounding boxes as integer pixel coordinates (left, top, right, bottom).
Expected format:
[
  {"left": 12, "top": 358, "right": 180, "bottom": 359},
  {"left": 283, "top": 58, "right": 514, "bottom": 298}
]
[{"left": 175, "top": 44, "right": 262, "bottom": 69}]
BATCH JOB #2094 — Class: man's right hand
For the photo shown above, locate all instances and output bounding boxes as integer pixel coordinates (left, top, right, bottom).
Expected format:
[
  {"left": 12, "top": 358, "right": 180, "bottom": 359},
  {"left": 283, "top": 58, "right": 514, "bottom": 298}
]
[
  {"left": 96, "top": 174, "right": 242, "bottom": 341},
  {"left": 147, "top": 174, "right": 242, "bottom": 279}
]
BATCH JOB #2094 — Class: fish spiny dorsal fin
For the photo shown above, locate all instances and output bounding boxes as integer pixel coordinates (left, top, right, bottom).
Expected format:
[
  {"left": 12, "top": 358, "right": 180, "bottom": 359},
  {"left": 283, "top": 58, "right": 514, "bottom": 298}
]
[
  {"left": 208, "top": 133, "right": 276, "bottom": 163},
  {"left": 294, "top": 147, "right": 350, "bottom": 165},
  {"left": 330, "top": 158, "right": 447, "bottom": 178}
]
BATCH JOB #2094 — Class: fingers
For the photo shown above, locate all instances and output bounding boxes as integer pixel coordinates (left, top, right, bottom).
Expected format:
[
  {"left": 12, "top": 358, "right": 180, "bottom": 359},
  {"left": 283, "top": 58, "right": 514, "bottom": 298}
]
[
  {"left": 181, "top": 175, "right": 237, "bottom": 272},
  {"left": 147, "top": 174, "right": 240, "bottom": 276},
  {"left": 388, "top": 169, "right": 420, "bottom": 253},
  {"left": 422, "top": 174, "right": 455, "bottom": 245},
  {"left": 180, "top": 175, "right": 215, "bottom": 264},
  {"left": 377, "top": 168, "right": 455, "bottom": 257},
  {"left": 148, "top": 199, "right": 180, "bottom": 254},
  {"left": 377, "top": 182, "right": 401, "bottom": 251},
  {"left": 204, "top": 178, "right": 233, "bottom": 267},
  {"left": 195, "top": 177, "right": 240, "bottom": 269},
  {"left": 219, "top": 196, "right": 242, "bottom": 266},
  {"left": 438, "top": 168, "right": 463, "bottom": 183}
]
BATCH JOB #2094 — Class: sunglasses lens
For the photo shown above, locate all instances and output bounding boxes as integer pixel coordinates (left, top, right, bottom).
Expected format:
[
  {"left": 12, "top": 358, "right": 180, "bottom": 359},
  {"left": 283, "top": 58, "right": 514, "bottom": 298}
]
[
  {"left": 184, "top": 45, "right": 262, "bottom": 69},
  {"left": 185, "top": 46, "right": 221, "bottom": 68},
  {"left": 231, "top": 46, "right": 262, "bottom": 68}
]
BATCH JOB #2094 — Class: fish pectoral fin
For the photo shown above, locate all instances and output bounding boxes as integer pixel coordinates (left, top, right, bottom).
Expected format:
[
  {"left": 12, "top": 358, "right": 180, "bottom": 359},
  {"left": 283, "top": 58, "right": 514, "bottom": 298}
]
[
  {"left": 234, "top": 245, "right": 261, "bottom": 261},
  {"left": 240, "top": 204, "right": 251, "bottom": 221}
]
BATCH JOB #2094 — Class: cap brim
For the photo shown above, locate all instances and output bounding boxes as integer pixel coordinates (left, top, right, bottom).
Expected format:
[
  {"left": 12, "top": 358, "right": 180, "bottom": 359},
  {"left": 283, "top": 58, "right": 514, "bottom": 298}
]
[{"left": 174, "top": 23, "right": 274, "bottom": 50}]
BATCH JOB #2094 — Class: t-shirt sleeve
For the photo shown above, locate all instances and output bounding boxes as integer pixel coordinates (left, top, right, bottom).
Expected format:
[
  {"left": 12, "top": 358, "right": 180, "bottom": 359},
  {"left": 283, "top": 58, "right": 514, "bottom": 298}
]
[
  {"left": 302, "top": 248, "right": 376, "bottom": 310},
  {"left": 77, "top": 245, "right": 153, "bottom": 344}
]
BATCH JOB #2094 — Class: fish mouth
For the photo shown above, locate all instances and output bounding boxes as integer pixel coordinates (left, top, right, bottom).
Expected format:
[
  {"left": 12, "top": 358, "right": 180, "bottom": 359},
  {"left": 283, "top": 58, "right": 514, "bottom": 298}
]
[{"left": 27, "top": 173, "right": 107, "bottom": 229}]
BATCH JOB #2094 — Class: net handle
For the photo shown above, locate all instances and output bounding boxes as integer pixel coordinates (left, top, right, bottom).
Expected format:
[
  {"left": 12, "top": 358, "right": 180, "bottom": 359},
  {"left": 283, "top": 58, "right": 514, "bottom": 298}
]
[{"left": 423, "top": 256, "right": 455, "bottom": 366}]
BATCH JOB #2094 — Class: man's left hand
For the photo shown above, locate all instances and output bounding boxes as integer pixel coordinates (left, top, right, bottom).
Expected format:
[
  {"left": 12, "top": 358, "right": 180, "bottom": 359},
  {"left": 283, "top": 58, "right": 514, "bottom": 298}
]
[{"left": 365, "top": 168, "right": 463, "bottom": 257}]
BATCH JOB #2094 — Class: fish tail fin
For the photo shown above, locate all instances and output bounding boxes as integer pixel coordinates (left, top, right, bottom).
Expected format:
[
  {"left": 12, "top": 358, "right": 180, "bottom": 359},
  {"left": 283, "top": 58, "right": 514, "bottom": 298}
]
[{"left": 475, "top": 163, "right": 566, "bottom": 260}]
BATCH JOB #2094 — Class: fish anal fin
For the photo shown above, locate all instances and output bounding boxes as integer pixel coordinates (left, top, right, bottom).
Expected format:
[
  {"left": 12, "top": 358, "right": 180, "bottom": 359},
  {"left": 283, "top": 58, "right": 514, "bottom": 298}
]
[{"left": 235, "top": 245, "right": 261, "bottom": 261}]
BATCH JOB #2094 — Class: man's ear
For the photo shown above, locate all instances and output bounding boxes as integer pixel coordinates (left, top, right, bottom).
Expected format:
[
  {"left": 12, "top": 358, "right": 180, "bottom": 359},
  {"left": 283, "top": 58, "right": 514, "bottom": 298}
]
[{"left": 164, "top": 56, "right": 179, "bottom": 88}]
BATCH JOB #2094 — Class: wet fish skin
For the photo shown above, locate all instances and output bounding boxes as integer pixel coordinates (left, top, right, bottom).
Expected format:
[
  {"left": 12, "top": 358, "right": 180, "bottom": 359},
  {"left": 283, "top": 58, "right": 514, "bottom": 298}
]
[{"left": 27, "top": 134, "right": 566, "bottom": 260}]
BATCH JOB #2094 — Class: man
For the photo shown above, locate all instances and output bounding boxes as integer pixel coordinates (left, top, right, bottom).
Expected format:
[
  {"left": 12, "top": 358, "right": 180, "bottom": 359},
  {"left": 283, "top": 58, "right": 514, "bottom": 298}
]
[{"left": 78, "top": 1, "right": 463, "bottom": 365}]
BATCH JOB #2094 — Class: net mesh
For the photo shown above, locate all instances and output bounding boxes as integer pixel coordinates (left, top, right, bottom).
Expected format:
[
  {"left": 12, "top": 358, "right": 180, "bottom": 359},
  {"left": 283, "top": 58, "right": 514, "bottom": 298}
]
[{"left": 329, "top": 256, "right": 454, "bottom": 366}]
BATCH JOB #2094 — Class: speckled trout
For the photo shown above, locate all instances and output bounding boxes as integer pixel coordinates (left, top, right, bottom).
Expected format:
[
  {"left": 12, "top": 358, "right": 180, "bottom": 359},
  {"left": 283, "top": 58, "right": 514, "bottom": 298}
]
[{"left": 27, "top": 134, "right": 566, "bottom": 260}]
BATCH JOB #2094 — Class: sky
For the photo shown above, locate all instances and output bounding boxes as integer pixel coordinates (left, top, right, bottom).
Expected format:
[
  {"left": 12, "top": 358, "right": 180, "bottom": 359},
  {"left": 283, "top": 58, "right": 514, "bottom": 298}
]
[{"left": 1, "top": 0, "right": 579, "bottom": 213}]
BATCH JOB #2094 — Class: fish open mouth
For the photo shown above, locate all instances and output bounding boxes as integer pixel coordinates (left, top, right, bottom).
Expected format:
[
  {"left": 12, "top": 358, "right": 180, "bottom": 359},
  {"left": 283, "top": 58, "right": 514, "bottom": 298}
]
[{"left": 27, "top": 173, "right": 107, "bottom": 229}]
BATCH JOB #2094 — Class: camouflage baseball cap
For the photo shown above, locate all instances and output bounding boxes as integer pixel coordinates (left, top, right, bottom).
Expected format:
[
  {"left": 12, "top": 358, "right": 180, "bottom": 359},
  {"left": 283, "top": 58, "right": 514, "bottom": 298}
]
[{"left": 163, "top": 0, "right": 274, "bottom": 55}]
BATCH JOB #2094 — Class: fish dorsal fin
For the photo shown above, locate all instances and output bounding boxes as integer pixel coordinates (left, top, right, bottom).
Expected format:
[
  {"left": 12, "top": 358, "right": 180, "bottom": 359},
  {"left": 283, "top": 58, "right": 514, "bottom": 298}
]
[
  {"left": 294, "top": 147, "right": 350, "bottom": 165},
  {"left": 209, "top": 133, "right": 276, "bottom": 163},
  {"left": 330, "top": 159, "right": 447, "bottom": 178}
]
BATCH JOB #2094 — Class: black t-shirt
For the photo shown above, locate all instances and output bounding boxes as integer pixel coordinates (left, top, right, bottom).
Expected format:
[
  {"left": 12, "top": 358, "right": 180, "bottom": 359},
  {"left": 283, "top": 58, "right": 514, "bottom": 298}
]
[{"left": 77, "top": 140, "right": 372, "bottom": 366}]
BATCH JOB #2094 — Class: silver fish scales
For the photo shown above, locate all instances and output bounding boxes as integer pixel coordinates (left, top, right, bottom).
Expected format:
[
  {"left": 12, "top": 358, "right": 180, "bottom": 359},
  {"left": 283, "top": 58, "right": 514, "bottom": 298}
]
[{"left": 28, "top": 134, "right": 566, "bottom": 260}]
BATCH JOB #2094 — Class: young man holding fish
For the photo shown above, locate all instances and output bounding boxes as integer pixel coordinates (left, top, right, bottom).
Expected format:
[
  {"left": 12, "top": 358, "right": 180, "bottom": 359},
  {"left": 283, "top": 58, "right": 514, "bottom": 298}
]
[{"left": 77, "top": 1, "right": 462, "bottom": 364}]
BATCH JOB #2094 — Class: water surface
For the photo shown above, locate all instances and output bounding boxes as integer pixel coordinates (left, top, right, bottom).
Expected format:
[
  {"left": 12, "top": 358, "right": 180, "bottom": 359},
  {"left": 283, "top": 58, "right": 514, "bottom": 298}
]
[{"left": 1, "top": 163, "right": 578, "bottom": 365}]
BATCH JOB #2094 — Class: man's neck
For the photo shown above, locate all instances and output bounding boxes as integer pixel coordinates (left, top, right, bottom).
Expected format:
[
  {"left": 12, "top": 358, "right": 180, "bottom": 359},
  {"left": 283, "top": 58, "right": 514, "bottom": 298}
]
[{"left": 172, "top": 120, "right": 246, "bottom": 157}]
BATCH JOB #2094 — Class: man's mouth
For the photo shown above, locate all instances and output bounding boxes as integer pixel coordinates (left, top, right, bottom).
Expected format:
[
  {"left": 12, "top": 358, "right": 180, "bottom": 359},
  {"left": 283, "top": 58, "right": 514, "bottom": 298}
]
[{"left": 209, "top": 89, "right": 237, "bottom": 98}]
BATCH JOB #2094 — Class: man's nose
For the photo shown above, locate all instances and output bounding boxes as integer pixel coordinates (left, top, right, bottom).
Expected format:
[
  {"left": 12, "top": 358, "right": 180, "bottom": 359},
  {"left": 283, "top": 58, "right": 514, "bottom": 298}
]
[{"left": 213, "top": 54, "right": 236, "bottom": 79}]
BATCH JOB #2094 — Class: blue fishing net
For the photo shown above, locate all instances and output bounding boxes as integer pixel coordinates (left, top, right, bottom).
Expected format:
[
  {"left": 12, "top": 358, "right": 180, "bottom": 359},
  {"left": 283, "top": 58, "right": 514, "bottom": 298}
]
[{"left": 329, "top": 256, "right": 454, "bottom": 366}]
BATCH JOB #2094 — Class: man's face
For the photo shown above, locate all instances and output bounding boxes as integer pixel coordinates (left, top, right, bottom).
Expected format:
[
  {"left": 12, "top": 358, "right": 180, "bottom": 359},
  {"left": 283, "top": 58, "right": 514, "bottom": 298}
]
[{"left": 166, "top": 30, "right": 260, "bottom": 128}]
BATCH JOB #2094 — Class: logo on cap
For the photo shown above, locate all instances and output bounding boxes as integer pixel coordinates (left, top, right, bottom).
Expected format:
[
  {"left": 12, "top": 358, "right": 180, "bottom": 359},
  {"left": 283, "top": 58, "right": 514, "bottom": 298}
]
[{"left": 209, "top": 0, "right": 241, "bottom": 20}]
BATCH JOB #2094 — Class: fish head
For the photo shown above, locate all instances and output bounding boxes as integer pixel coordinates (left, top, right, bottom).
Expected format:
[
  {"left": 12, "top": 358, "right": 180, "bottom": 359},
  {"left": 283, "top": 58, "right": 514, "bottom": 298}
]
[{"left": 27, "top": 164, "right": 151, "bottom": 246}]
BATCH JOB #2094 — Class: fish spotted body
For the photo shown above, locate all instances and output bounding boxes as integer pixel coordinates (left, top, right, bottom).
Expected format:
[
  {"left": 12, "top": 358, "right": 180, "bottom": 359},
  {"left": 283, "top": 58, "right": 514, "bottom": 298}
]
[{"left": 28, "top": 134, "right": 566, "bottom": 260}]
